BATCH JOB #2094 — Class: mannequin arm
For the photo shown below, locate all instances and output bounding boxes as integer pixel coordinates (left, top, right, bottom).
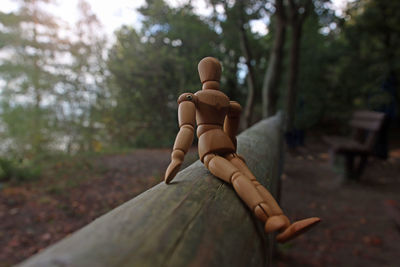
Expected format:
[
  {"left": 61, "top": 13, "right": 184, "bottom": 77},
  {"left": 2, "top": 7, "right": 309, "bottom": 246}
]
[
  {"left": 165, "top": 94, "right": 197, "bottom": 184},
  {"left": 223, "top": 101, "right": 242, "bottom": 149}
]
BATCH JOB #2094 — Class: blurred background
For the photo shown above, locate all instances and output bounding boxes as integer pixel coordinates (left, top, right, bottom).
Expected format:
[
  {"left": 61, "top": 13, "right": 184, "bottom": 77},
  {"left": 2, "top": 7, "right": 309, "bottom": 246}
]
[{"left": 0, "top": 0, "right": 399, "bottom": 266}]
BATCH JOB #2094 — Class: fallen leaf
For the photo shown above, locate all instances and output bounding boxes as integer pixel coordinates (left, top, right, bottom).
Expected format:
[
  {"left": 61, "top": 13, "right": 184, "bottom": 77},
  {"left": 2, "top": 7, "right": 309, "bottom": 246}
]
[{"left": 40, "top": 233, "right": 51, "bottom": 241}]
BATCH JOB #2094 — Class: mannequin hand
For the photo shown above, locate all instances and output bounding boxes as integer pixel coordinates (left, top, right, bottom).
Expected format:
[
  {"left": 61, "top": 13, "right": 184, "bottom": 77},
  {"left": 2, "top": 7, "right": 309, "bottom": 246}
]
[
  {"left": 164, "top": 159, "right": 182, "bottom": 184},
  {"left": 165, "top": 150, "right": 184, "bottom": 184}
]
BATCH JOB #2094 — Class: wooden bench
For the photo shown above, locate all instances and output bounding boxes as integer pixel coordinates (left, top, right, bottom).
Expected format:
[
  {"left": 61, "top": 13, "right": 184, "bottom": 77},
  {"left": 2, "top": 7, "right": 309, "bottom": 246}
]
[{"left": 323, "top": 110, "right": 385, "bottom": 179}]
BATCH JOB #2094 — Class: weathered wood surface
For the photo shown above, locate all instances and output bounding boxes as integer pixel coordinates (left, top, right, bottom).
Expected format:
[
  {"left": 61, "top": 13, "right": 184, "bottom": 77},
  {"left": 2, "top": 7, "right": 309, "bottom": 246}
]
[{"left": 19, "top": 114, "right": 283, "bottom": 267}]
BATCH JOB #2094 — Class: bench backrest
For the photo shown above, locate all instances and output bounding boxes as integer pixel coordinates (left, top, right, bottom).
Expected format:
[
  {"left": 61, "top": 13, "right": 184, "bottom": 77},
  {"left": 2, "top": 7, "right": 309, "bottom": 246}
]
[{"left": 349, "top": 110, "right": 385, "bottom": 151}]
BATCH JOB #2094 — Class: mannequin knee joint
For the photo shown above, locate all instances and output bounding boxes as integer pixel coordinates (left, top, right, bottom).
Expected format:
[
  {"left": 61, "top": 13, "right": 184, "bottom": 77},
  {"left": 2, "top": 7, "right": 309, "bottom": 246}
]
[
  {"left": 203, "top": 153, "right": 215, "bottom": 169},
  {"left": 230, "top": 171, "right": 242, "bottom": 183}
]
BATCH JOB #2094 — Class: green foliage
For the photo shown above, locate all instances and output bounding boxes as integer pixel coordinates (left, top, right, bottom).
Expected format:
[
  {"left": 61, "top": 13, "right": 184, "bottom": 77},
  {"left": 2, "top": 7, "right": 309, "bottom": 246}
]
[
  {"left": 0, "top": 157, "right": 41, "bottom": 183},
  {"left": 0, "top": 0, "right": 109, "bottom": 156},
  {"left": 106, "top": 0, "right": 220, "bottom": 147},
  {"left": 0, "top": 0, "right": 67, "bottom": 155},
  {"left": 295, "top": 11, "right": 335, "bottom": 129},
  {"left": 285, "top": 0, "right": 400, "bottom": 130},
  {"left": 321, "top": 0, "right": 400, "bottom": 123},
  {"left": 1, "top": 0, "right": 399, "bottom": 169},
  {"left": 0, "top": 102, "right": 56, "bottom": 156},
  {"left": 59, "top": 0, "right": 109, "bottom": 153},
  {"left": 206, "top": 0, "right": 269, "bottom": 121}
]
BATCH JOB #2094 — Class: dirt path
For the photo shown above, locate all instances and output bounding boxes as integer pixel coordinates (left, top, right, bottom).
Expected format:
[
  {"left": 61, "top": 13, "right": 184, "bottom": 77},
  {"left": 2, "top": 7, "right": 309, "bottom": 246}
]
[
  {"left": 1, "top": 143, "right": 399, "bottom": 266},
  {"left": 276, "top": 140, "right": 400, "bottom": 267}
]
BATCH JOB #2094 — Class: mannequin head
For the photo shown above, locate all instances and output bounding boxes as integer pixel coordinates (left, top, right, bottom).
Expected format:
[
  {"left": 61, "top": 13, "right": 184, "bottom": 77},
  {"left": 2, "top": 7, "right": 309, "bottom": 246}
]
[{"left": 198, "top": 57, "right": 221, "bottom": 90}]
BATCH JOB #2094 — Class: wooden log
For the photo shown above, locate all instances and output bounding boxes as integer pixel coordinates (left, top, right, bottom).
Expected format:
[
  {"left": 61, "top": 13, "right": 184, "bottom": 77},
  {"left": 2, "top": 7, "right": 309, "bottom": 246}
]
[{"left": 19, "top": 114, "right": 283, "bottom": 267}]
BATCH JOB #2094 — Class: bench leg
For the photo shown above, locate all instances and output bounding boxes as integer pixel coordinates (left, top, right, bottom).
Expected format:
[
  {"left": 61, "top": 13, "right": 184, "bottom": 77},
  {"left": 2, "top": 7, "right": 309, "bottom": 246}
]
[
  {"left": 329, "top": 148, "right": 336, "bottom": 167},
  {"left": 356, "top": 155, "right": 368, "bottom": 179},
  {"left": 345, "top": 154, "right": 355, "bottom": 180}
]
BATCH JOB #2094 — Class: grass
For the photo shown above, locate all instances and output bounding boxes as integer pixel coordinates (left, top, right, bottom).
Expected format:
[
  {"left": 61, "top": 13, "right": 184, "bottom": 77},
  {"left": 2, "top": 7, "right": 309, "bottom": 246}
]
[
  {"left": 41, "top": 155, "right": 108, "bottom": 195},
  {"left": 0, "top": 149, "right": 113, "bottom": 193},
  {"left": 0, "top": 157, "right": 41, "bottom": 183}
]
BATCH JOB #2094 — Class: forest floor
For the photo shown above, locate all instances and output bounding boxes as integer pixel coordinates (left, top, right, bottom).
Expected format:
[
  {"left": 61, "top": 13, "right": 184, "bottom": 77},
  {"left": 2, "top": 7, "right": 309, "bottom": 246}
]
[
  {"left": 274, "top": 135, "right": 400, "bottom": 267},
  {"left": 0, "top": 138, "right": 399, "bottom": 267}
]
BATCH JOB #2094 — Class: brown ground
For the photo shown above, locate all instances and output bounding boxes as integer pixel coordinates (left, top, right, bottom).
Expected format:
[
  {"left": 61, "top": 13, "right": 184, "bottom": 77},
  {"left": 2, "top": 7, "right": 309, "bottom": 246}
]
[
  {"left": 0, "top": 149, "right": 171, "bottom": 267},
  {"left": 275, "top": 137, "right": 400, "bottom": 267},
  {"left": 1, "top": 141, "right": 399, "bottom": 266}
]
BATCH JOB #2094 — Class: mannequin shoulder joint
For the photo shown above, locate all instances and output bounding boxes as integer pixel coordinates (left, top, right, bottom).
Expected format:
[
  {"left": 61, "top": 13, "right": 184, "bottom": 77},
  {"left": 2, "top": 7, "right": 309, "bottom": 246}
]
[{"left": 177, "top": 93, "right": 198, "bottom": 105}]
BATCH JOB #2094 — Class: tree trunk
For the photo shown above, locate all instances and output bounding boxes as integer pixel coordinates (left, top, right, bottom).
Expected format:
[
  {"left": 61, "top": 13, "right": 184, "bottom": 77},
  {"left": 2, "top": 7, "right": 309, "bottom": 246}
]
[
  {"left": 285, "top": 0, "right": 311, "bottom": 133},
  {"left": 262, "top": 0, "right": 286, "bottom": 118},
  {"left": 285, "top": 22, "right": 302, "bottom": 132},
  {"left": 238, "top": 3, "right": 256, "bottom": 129},
  {"left": 32, "top": 6, "right": 42, "bottom": 155}
]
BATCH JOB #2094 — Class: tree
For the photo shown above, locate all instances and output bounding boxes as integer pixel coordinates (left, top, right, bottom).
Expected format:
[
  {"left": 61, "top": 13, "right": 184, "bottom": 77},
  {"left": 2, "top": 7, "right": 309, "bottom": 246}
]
[
  {"left": 107, "top": 0, "right": 219, "bottom": 147},
  {"left": 207, "top": 0, "right": 267, "bottom": 128},
  {"left": 311, "top": 0, "right": 400, "bottom": 128},
  {"left": 227, "top": 0, "right": 260, "bottom": 128},
  {"left": 62, "top": 0, "right": 108, "bottom": 153},
  {"left": 284, "top": 0, "right": 312, "bottom": 133},
  {"left": 293, "top": 8, "right": 335, "bottom": 130},
  {"left": 0, "top": 0, "right": 68, "bottom": 156},
  {"left": 335, "top": 0, "right": 399, "bottom": 113},
  {"left": 262, "top": 0, "right": 286, "bottom": 118}
]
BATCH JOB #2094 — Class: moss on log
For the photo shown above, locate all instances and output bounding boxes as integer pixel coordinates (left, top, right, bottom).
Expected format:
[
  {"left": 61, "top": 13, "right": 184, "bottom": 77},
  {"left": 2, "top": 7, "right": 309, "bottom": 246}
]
[{"left": 19, "top": 114, "right": 283, "bottom": 267}]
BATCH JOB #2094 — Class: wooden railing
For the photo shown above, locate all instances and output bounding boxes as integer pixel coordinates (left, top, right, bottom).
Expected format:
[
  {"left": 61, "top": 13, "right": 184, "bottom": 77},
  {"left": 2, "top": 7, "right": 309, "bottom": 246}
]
[{"left": 19, "top": 113, "right": 283, "bottom": 267}]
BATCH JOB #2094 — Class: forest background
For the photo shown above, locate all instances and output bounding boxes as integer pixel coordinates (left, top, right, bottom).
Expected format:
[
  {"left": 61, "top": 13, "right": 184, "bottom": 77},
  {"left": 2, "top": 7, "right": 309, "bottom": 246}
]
[{"left": 0, "top": 0, "right": 399, "bottom": 182}]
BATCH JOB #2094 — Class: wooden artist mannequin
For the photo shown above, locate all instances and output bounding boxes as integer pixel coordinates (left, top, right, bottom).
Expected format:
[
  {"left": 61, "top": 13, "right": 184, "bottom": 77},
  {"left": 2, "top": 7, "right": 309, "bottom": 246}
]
[{"left": 165, "top": 57, "right": 320, "bottom": 243}]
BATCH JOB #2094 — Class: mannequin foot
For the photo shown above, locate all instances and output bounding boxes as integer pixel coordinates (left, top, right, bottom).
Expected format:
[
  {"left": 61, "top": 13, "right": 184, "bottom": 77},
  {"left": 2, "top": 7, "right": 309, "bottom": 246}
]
[
  {"left": 276, "top": 217, "right": 321, "bottom": 243},
  {"left": 264, "top": 214, "right": 290, "bottom": 233}
]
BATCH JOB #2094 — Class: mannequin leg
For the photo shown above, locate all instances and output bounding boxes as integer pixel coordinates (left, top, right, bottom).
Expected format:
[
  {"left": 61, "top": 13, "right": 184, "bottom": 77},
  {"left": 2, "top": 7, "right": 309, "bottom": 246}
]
[
  {"left": 226, "top": 153, "right": 284, "bottom": 216},
  {"left": 225, "top": 153, "right": 321, "bottom": 243},
  {"left": 203, "top": 153, "right": 289, "bottom": 233}
]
